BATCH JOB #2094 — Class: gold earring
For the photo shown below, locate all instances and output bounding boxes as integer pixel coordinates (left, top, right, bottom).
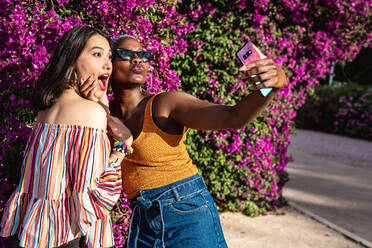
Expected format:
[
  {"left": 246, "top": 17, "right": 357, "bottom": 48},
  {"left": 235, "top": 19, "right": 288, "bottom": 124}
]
[
  {"left": 147, "top": 75, "right": 153, "bottom": 93},
  {"left": 140, "top": 84, "right": 146, "bottom": 94},
  {"left": 140, "top": 74, "right": 153, "bottom": 94}
]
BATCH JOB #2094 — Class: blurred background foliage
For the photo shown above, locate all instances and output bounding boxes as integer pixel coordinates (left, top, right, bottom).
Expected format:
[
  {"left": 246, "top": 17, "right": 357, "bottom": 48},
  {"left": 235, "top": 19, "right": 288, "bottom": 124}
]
[{"left": 295, "top": 47, "right": 372, "bottom": 140}]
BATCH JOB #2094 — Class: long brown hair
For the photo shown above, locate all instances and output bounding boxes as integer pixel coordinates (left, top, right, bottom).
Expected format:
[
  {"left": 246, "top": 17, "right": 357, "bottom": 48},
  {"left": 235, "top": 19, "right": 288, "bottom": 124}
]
[{"left": 33, "top": 25, "right": 111, "bottom": 110}]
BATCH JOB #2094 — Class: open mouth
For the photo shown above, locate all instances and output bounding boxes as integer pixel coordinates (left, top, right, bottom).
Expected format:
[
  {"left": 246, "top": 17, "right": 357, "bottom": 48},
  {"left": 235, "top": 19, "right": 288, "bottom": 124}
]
[{"left": 97, "top": 73, "right": 110, "bottom": 91}]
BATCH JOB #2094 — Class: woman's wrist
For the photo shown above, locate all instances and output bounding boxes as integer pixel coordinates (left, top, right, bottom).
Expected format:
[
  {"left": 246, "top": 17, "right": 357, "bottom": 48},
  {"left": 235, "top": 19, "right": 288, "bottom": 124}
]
[
  {"left": 111, "top": 151, "right": 126, "bottom": 160},
  {"left": 112, "top": 138, "right": 134, "bottom": 157}
]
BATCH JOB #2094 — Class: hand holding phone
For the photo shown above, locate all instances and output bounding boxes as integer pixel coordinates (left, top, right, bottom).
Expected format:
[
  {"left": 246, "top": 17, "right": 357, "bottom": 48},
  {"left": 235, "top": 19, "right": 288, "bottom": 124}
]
[{"left": 236, "top": 41, "right": 272, "bottom": 97}]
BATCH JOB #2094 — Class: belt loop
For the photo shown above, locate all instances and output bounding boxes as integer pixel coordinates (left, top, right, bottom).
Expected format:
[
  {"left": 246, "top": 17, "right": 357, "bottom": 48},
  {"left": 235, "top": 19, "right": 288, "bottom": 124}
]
[
  {"left": 137, "top": 196, "right": 153, "bottom": 209},
  {"left": 171, "top": 186, "right": 181, "bottom": 201}
]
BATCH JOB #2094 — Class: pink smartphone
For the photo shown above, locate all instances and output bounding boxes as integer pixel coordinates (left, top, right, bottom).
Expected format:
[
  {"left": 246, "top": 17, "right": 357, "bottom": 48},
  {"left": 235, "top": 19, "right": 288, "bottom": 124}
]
[{"left": 236, "top": 41, "right": 272, "bottom": 97}]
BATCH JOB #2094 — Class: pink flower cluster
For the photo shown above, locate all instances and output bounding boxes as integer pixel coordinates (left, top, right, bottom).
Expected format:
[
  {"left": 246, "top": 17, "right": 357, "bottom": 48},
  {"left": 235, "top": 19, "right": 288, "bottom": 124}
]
[{"left": 335, "top": 89, "right": 372, "bottom": 138}]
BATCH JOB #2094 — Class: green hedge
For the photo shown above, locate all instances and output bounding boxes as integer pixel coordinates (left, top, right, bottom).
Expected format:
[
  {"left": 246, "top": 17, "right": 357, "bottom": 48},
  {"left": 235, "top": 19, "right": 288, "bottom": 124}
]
[{"left": 295, "top": 83, "right": 372, "bottom": 140}]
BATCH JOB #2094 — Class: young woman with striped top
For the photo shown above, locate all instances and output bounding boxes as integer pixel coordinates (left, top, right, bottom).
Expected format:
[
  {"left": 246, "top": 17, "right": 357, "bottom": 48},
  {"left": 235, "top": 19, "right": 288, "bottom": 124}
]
[{"left": 0, "top": 26, "right": 133, "bottom": 248}]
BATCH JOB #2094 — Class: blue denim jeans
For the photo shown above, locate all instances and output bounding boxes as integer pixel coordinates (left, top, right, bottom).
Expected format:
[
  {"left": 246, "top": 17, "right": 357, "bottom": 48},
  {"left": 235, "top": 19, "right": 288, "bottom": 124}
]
[{"left": 127, "top": 174, "right": 228, "bottom": 248}]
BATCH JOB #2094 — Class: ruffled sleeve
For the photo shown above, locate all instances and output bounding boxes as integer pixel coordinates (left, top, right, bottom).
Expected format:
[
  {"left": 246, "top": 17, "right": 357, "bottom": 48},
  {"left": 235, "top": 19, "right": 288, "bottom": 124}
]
[
  {"left": 74, "top": 153, "right": 122, "bottom": 234},
  {"left": 0, "top": 123, "right": 123, "bottom": 248}
]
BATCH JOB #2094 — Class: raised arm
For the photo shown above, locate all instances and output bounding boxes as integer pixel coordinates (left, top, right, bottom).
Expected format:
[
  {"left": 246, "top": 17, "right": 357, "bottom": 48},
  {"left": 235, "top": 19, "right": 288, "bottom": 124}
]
[{"left": 157, "top": 58, "right": 286, "bottom": 131}]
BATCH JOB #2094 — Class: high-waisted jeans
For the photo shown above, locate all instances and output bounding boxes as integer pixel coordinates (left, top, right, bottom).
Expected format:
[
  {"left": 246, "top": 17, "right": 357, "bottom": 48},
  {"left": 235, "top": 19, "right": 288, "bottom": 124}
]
[{"left": 127, "top": 174, "right": 228, "bottom": 248}]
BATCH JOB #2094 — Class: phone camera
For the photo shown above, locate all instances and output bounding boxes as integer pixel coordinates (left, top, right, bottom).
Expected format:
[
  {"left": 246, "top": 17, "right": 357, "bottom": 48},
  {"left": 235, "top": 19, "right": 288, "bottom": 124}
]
[{"left": 243, "top": 50, "right": 252, "bottom": 59}]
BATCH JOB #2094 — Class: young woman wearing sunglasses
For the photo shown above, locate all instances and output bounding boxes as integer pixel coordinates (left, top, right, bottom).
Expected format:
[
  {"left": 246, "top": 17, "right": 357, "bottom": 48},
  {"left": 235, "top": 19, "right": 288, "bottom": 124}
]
[
  {"left": 0, "top": 26, "right": 133, "bottom": 248},
  {"left": 82, "top": 34, "right": 287, "bottom": 248}
]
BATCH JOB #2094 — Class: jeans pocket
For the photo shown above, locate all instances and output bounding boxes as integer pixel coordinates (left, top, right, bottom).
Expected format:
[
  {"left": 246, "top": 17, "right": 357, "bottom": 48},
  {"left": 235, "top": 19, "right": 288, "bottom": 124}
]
[{"left": 169, "top": 192, "right": 208, "bottom": 215}]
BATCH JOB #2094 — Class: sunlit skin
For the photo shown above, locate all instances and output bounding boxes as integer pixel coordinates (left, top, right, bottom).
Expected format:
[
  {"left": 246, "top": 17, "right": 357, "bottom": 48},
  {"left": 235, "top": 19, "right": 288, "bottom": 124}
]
[
  {"left": 75, "top": 34, "right": 112, "bottom": 102},
  {"left": 109, "top": 38, "right": 155, "bottom": 138}
]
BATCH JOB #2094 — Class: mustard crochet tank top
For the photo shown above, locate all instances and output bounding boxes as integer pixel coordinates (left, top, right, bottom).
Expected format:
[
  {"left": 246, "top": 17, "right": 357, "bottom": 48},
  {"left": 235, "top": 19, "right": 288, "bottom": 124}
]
[{"left": 122, "top": 93, "right": 198, "bottom": 199}]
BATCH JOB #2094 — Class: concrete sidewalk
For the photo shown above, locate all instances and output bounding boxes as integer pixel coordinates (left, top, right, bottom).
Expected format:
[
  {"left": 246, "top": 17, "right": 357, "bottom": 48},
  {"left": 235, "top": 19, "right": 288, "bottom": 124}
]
[
  {"left": 220, "top": 129, "right": 372, "bottom": 247},
  {"left": 220, "top": 206, "right": 363, "bottom": 248},
  {"left": 287, "top": 129, "right": 372, "bottom": 170},
  {"left": 283, "top": 129, "right": 372, "bottom": 246}
]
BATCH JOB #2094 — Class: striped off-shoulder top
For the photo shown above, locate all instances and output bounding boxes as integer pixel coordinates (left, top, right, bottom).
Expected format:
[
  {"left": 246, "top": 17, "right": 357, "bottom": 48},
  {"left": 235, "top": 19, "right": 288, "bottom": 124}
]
[{"left": 0, "top": 122, "right": 122, "bottom": 248}]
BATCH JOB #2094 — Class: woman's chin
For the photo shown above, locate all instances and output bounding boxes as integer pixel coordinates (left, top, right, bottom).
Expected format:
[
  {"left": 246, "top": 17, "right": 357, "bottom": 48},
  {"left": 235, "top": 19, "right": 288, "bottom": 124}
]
[
  {"left": 93, "top": 90, "right": 105, "bottom": 100},
  {"left": 131, "top": 74, "right": 146, "bottom": 83}
]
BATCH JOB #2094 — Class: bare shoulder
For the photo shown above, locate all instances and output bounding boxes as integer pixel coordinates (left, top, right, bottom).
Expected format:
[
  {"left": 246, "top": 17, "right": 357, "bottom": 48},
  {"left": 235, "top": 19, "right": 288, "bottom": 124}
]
[
  {"left": 157, "top": 91, "right": 194, "bottom": 100},
  {"left": 155, "top": 91, "right": 198, "bottom": 106},
  {"left": 74, "top": 99, "right": 107, "bottom": 129},
  {"left": 58, "top": 98, "right": 107, "bottom": 129},
  {"left": 153, "top": 91, "right": 190, "bottom": 114},
  {"left": 156, "top": 91, "right": 210, "bottom": 107},
  {"left": 153, "top": 91, "right": 209, "bottom": 117}
]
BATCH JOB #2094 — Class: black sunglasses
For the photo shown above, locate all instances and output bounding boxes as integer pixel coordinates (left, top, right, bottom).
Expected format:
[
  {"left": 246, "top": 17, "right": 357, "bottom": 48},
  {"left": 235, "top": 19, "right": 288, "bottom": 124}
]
[{"left": 115, "top": 48, "right": 154, "bottom": 62}]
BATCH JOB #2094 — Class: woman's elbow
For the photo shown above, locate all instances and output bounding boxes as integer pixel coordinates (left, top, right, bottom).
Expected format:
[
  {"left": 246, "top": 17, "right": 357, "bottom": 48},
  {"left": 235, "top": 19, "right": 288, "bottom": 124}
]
[
  {"left": 227, "top": 108, "right": 254, "bottom": 130},
  {"left": 229, "top": 114, "right": 253, "bottom": 129},
  {"left": 231, "top": 120, "right": 253, "bottom": 130}
]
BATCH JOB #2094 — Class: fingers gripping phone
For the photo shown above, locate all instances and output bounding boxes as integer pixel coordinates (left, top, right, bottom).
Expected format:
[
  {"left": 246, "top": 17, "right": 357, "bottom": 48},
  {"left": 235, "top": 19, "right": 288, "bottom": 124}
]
[{"left": 236, "top": 41, "right": 272, "bottom": 97}]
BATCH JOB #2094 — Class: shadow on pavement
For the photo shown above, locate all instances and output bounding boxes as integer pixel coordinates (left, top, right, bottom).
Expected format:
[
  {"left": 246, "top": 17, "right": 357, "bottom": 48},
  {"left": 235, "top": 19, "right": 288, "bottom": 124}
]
[{"left": 284, "top": 130, "right": 372, "bottom": 244}]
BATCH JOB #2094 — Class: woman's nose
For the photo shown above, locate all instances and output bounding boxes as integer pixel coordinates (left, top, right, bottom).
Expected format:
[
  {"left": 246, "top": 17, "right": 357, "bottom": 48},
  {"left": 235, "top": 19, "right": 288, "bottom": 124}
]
[
  {"left": 131, "top": 53, "right": 142, "bottom": 64},
  {"left": 104, "top": 58, "right": 112, "bottom": 71}
]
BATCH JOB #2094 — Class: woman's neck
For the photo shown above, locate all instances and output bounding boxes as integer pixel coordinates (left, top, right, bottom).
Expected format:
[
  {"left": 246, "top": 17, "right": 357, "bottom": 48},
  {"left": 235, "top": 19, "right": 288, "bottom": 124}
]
[
  {"left": 60, "top": 88, "right": 81, "bottom": 99},
  {"left": 112, "top": 88, "right": 147, "bottom": 120}
]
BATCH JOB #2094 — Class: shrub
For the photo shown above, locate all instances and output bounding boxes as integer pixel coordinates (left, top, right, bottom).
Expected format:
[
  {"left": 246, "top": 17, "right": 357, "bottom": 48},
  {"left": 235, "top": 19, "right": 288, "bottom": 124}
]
[
  {"left": 296, "top": 83, "right": 372, "bottom": 140},
  {"left": 173, "top": 0, "right": 371, "bottom": 216}
]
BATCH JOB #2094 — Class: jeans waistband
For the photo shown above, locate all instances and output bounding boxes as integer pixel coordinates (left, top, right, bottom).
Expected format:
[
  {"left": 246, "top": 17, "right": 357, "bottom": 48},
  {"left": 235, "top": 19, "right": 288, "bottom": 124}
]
[{"left": 130, "top": 174, "right": 206, "bottom": 209}]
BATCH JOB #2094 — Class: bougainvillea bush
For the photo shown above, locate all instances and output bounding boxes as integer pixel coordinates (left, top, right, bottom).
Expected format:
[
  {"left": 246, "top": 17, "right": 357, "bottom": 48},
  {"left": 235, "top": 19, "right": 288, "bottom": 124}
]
[
  {"left": 296, "top": 83, "right": 372, "bottom": 141},
  {"left": 1, "top": 0, "right": 371, "bottom": 246},
  {"left": 174, "top": 0, "right": 371, "bottom": 215}
]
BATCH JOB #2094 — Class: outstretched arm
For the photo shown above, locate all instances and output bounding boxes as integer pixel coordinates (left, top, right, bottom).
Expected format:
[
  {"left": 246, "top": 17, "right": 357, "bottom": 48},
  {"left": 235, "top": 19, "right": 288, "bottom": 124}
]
[{"left": 157, "top": 58, "right": 286, "bottom": 130}]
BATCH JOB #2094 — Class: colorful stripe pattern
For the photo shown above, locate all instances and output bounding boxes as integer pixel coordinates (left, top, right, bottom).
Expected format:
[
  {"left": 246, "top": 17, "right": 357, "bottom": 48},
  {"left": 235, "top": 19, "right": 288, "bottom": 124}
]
[{"left": 0, "top": 122, "right": 122, "bottom": 248}]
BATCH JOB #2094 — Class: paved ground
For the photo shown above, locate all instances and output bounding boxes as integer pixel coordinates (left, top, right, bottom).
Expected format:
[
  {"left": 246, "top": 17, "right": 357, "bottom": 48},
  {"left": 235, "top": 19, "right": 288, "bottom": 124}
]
[
  {"left": 288, "top": 129, "right": 372, "bottom": 171},
  {"left": 220, "top": 207, "right": 362, "bottom": 248},
  {"left": 220, "top": 129, "right": 372, "bottom": 248},
  {"left": 284, "top": 129, "right": 372, "bottom": 244}
]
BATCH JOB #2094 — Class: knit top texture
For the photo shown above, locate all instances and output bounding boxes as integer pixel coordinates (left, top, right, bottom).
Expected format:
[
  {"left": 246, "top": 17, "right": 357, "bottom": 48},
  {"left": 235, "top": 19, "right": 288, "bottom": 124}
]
[{"left": 122, "top": 93, "right": 198, "bottom": 199}]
